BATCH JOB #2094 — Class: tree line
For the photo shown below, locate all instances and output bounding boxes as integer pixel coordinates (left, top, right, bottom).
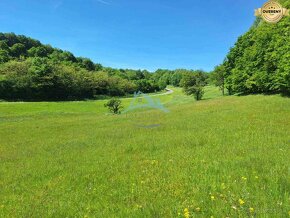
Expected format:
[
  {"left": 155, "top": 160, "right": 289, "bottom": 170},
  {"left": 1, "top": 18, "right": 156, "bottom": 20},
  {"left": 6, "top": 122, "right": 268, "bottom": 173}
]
[
  {"left": 0, "top": 33, "right": 209, "bottom": 101},
  {"left": 1, "top": 1, "right": 289, "bottom": 101},
  {"left": 211, "top": 0, "right": 290, "bottom": 96}
]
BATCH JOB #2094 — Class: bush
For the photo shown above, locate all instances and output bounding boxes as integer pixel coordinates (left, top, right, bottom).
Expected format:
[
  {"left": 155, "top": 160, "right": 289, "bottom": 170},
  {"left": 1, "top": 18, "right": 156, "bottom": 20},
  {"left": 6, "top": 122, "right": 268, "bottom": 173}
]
[{"left": 104, "top": 98, "right": 123, "bottom": 114}]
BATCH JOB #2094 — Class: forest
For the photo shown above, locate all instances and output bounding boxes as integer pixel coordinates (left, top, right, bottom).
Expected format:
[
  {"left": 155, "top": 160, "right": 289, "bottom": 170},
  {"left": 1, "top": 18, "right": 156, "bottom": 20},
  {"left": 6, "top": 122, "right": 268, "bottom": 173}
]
[
  {"left": 0, "top": 0, "right": 289, "bottom": 101},
  {"left": 0, "top": 33, "right": 208, "bottom": 101},
  {"left": 211, "top": 0, "right": 290, "bottom": 95}
]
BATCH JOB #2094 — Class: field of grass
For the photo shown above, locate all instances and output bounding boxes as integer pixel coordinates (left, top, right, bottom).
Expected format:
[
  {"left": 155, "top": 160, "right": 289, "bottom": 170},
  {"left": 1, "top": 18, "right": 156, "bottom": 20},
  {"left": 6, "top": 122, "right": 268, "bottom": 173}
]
[{"left": 0, "top": 86, "right": 289, "bottom": 217}]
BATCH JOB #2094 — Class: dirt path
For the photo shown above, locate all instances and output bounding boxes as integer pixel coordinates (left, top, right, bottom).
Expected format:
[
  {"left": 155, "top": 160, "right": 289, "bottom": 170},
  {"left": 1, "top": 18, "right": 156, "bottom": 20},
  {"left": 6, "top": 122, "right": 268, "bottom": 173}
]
[{"left": 122, "top": 88, "right": 174, "bottom": 100}]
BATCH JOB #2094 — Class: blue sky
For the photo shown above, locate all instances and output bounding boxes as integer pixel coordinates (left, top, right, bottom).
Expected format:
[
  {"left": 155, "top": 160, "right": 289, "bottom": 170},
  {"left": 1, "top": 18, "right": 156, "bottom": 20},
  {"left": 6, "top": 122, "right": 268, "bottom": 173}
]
[{"left": 0, "top": 0, "right": 265, "bottom": 71}]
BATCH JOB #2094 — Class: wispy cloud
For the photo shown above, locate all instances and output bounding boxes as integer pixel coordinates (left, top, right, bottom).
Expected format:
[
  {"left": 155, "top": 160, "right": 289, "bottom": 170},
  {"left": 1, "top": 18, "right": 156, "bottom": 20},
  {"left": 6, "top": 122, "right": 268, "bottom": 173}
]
[{"left": 95, "top": 0, "right": 111, "bottom": 5}]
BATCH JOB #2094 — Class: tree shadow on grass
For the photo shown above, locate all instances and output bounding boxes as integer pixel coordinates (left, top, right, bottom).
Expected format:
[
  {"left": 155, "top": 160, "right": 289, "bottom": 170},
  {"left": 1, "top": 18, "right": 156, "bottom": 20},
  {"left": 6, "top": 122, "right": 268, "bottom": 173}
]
[{"left": 236, "top": 91, "right": 290, "bottom": 98}]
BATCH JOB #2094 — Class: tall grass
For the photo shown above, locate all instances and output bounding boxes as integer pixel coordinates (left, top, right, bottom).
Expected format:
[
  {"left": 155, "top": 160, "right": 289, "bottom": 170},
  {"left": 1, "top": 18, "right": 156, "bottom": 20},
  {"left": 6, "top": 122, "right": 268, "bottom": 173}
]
[{"left": 0, "top": 87, "right": 289, "bottom": 217}]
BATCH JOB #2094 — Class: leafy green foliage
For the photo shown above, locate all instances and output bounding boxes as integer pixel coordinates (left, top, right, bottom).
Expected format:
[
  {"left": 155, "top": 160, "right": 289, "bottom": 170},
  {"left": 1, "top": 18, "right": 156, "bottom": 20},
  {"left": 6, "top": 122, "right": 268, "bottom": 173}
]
[
  {"left": 0, "top": 58, "right": 141, "bottom": 101},
  {"left": 28, "top": 46, "right": 49, "bottom": 58},
  {"left": 10, "top": 43, "right": 26, "bottom": 57},
  {"left": 210, "top": 64, "right": 226, "bottom": 95},
  {"left": 213, "top": 0, "right": 290, "bottom": 95},
  {"left": 180, "top": 70, "right": 207, "bottom": 100},
  {"left": 0, "top": 50, "right": 9, "bottom": 63},
  {"left": 104, "top": 98, "right": 123, "bottom": 114},
  {"left": 0, "top": 33, "right": 211, "bottom": 101},
  {"left": 0, "top": 33, "right": 170, "bottom": 100}
]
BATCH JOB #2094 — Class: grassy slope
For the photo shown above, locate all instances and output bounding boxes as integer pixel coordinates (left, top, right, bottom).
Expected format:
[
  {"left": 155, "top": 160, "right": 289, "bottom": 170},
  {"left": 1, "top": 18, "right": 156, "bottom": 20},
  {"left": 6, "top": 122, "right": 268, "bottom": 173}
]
[{"left": 0, "top": 86, "right": 289, "bottom": 217}]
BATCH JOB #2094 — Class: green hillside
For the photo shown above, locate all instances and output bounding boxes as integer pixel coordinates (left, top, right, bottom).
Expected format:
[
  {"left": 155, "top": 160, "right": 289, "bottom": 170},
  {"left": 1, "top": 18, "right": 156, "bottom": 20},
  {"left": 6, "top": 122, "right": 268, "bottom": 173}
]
[
  {"left": 0, "top": 87, "right": 289, "bottom": 217},
  {"left": 0, "top": 33, "right": 210, "bottom": 101},
  {"left": 0, "top": 1, "right": 290, "bottom": 217}
]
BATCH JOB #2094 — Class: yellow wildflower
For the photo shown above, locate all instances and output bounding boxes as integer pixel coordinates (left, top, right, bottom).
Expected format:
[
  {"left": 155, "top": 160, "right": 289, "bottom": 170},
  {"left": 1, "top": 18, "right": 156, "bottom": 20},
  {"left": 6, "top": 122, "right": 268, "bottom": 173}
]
[
  {"left": 211, "top": 195, "right": 215, "bottom": 201},
  {"left": 184, "top": 208, "right": 190, "bottom": 218},
  {"left": 239, "top": 199, "right": 245, "bottom": 205},
  {"left": 249, "top": 207, "right": 254, "bottom": 213}
]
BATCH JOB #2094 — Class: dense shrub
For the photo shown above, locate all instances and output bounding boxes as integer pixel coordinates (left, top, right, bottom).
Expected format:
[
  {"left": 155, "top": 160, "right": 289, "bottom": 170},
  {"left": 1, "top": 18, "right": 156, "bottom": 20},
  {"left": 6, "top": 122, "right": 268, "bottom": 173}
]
[{"left": 104, "top": 98, "right": 123, "bottom": 114}]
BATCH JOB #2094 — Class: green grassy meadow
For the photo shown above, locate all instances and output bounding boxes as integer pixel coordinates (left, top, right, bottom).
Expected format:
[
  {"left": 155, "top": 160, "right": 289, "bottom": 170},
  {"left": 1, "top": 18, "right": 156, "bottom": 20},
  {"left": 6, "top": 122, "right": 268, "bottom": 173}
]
[{"left": 0, "top": 86, "right": 289, "bottom": 217}]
